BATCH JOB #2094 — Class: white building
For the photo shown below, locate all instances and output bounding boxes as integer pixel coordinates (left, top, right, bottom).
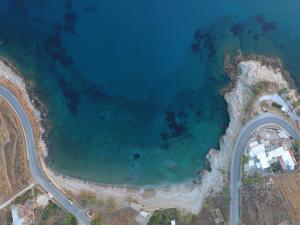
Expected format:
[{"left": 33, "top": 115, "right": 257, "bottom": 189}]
[
  {"left": 249, "top": 143, "right": 296, "bottom": 171},
  {"left": 249, "top": 144, "right": 270, "bottom": 169}
]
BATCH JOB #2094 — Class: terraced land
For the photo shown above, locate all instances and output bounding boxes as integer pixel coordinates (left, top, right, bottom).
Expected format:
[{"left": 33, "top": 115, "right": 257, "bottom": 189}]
[{"left": 0, "top": 96, "right": 31, "bottom": 203}]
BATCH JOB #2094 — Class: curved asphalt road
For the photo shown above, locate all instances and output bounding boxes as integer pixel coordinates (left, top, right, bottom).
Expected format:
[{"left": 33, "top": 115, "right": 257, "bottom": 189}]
[
  {"left": 230, "top": 113, "right": 300, "bottom": 225},
  {"left": 0, "top": 86, "right": 90, "bottom": 225}
]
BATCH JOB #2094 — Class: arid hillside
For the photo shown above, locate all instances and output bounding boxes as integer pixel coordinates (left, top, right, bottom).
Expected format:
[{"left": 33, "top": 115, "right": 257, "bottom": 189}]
[{"left": 0, "top": 96, "right": 31, "bottom": 203}]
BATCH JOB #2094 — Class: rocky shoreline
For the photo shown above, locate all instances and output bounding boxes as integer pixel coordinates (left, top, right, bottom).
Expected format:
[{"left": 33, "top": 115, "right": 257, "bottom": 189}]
[{"left": 0, "top": 54, "right": 293, "bottom": 214}]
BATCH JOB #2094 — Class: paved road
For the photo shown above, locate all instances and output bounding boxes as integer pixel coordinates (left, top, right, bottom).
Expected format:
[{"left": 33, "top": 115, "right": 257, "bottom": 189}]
[
  {"left": 230, "top": 113, "right": 300, "bottom": 225},
  {"left": 0, "top": 86, "right": 90, "bottom": 225}
]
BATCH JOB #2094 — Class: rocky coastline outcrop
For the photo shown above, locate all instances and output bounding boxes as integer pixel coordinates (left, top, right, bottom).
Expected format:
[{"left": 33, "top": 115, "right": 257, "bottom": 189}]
[{"left": 204, "top": 54, "right": 289, "bottom": 198}]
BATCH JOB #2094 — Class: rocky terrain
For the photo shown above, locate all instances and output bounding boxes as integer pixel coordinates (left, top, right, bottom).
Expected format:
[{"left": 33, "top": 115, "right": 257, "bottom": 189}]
[{"left": 204, "top": 54, "right": 289, "bottom": 203}]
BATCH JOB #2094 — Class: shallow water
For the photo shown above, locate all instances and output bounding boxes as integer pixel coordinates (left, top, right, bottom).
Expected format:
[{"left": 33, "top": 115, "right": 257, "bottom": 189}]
[{"left": 0, "top": 0, "right": 300, "bottom": 185}]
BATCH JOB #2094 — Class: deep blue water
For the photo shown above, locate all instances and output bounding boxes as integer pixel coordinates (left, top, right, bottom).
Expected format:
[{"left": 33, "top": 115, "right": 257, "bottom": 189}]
[{"left": 1, "top": 0, "right": 300, "bottom": 185}]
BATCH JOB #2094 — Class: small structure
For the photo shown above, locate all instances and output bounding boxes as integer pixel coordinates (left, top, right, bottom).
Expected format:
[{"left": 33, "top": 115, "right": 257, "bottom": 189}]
[
  {"left": 11, "top": 206, "right": 25, "bottom": 225},
  {"left": 11, "top": 200, "right": 34, "bottom": 225},
  {"left": 171, "top": 220, "right": 176, "bottom": 225},
  {"left": 135, "top": 211, "right": 151, "bottom": 225},
  {"left": 211, "top": 208, "right": 224, "bottom": 224}
]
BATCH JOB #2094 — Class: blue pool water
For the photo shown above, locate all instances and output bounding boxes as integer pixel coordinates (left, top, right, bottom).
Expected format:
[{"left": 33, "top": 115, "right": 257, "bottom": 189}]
[{"left": 1, "top": 0, "right": 300, "bottom": 185}]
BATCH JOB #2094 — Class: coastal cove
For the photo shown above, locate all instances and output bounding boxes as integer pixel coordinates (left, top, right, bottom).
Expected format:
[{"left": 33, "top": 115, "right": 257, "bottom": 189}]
[
  {"left": 2, "top": 0, "right": 300, "bottom": 186},
  {"left": 0, "top": 53, "right": 294, "bottom": 214}
]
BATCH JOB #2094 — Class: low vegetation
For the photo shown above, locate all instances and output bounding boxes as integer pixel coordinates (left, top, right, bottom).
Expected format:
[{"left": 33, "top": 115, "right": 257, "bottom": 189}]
[
  {"left": 38, "top": 200, "right": 77, "bottom": 225},
  {"left": 218, "top": 186, "right": 231, "bottom": 206},
  {"left": 244, "top": 81, "right": 275, "bottom": 120},
  {"left": 293, "top": 141, "right": 300, "bottom": 161},
  {"left": 78, "top": 191, "right": 98, "bottom": 207},
  {"left": 292, "top": 99, "right": 300, "bottom": 108},
  {"left": 242, "top": 172, "right": 264, "bottom": 186},
  {"left": 271, "top": 161, "right": 281, "bottom": 173},
  {"left": 91, "top": 213, "right": 104, "bottom": 225},
  {"left": 14, "top": 190, "right": 32, "bottom": 204},
  {"left": 147, "top": 208, "right": 196, "bottom": 225},
  {"left": 241, "top": 155, "right": 249, "bottom": 172},
  {"left": 278, "top": 87, "right": 288, "bottom": 95},
  {"left": 63, "top": 214, "right": 77, "bottom": 225},
  {"left": 105, "top": 197, "right": 117, "bottom": 214},
  {"left": 6, "top": 210, "right": 12, "bottom": 225},
  {"left": 251, "top": 81, "right": 273, "bottom": 95}
]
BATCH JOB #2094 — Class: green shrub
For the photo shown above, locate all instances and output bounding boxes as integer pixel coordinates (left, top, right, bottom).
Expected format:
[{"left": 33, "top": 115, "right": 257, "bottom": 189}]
[
  {"left": 278, "top": 87, "right": 288, "bottom": 95},
  {"left": 14, "top": 190, "right": 32, "bottom": 204},
  {"left": 179, "top": 213, "right": 196, "bottom": 225},
  {"left": 91, "top": 214, "right": 104, "bottom": 225},
  {"left": 63, "top": 214, "right": 77, "bottom": 225},
  {"left": 293, "top": 100, "right": 300, "bottom": 107},
  {"left": 6, "top": 210, "right": 13, "bottom": 225},
  {"left": 148, "top": 208, "right": 179, "bottom": 225},
  {"left": 251, "top": 81, "right": 271, "bottom": 95},
  {"left": 271, "top": 161, "right": 281, "bottom": 173},
  {"left": 293, "top": 141, "right": 300, "bottom": 161}
]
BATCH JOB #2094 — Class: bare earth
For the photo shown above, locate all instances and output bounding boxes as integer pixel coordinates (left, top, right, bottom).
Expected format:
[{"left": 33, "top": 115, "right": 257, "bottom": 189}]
[
  {"left": 275, "top": 169, "right": 300, "bottom": 224},
  {"left": 240, "top": 176, "right": 292, "bottom": 225}
]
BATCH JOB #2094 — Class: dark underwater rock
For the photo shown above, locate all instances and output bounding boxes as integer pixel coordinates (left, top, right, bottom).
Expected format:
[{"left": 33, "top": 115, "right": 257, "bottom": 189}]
[
  {"left": 58, "top": 78, "right": 80, "bottom": 114},
  {"left": 262, "top": 21, "right": 277, "bottom": 32},
  {"left": 255, "top": 14, "right": 265, "bottom": 24},
  {"left": 191, "top": 43, "right": 200, "bottom": 53},
  {"left": 133, "top": 153, "right": 140, "bottom": 160},
  {"left": 230, "top": 23, "right": 244, "bottom": 37},
  {"left": 203, "top": 32, "right": 216, "bottom": 58}
]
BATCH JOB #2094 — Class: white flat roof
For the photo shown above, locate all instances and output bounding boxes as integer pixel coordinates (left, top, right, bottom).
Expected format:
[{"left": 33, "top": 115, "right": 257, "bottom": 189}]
[
  {"left": 278, "top": 130, "right": 289, "bottom": 139},
  {"left": 256, "top": 162, "right": 262, "bottom": 168},
  {"left": 248, "top": 160, "right": 255, "bottom": 167},
  {"left": 249, "top": 141, "right": 259, "bottom": 148},
  {"left": 251, "top": 144, "right": 265, "bottom": 154},
  {"left": 260, "top": 157, "right": 270, "bottom": 169}
]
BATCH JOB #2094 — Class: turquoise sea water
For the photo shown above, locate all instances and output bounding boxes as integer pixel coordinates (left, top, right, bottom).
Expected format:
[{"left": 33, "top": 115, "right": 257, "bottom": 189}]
[{"left": 1, "top": 0, "right": 300, "bottom": 185}]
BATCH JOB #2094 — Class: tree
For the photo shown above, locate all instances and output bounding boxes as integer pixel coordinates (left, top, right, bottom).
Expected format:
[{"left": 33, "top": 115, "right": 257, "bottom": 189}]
[
  {"left": 63, "top": 214, "right": 77, "bottom": 225},
  {"left": 242, "top": 155, "right": 249, "bottom": 165},
  {"left": 91, "top": 214, "right": 104, "bottom": 225},
  {"left": 271, "top": 161, "right": 281, "bottom": 173},
  {"left": 148, "top": 208, "right": 179, "bottom": 225}
]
